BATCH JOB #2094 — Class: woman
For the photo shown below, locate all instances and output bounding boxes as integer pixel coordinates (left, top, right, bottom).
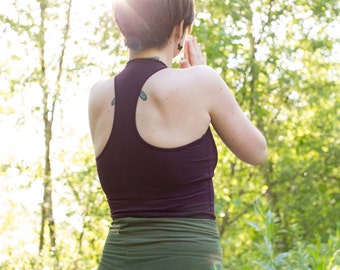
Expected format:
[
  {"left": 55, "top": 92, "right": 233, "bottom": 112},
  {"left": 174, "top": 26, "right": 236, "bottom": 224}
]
[{"left": 88, "top": 0, "right": 267, "bottom": 269}]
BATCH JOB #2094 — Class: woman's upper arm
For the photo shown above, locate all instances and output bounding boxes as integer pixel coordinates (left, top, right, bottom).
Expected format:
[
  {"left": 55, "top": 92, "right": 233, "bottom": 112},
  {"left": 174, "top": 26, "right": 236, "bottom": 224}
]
[
  {"left": 203, "top": 68, "right": 267, "bottom": 165},
  {"left": 88, "top": 82, "right": 101, "bottom": 140}
]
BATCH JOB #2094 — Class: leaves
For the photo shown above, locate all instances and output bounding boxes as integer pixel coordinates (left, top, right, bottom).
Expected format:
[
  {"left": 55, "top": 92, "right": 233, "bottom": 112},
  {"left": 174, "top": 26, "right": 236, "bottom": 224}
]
[{"left": 0, "top": 0, "right": 339, "bottom": 268}]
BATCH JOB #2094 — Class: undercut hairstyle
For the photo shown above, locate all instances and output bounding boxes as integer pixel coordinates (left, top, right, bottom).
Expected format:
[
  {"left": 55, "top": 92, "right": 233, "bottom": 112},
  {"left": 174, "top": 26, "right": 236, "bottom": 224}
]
[{"left": 113, "top": 0, "right": 195, "bottom": 52}]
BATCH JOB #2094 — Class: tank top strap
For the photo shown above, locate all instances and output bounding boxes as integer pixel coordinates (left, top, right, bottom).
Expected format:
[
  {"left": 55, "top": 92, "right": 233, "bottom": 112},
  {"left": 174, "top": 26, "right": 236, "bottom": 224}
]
[{"left": 113, "top": 58, "right": 167, "bottom": 131}]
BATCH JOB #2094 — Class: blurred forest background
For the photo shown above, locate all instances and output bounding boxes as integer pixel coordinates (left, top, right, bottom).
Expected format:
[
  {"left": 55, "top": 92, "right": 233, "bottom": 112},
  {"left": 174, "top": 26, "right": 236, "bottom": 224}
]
[{"left": 0, "top": 0, "right": 339, "bottom": 269}]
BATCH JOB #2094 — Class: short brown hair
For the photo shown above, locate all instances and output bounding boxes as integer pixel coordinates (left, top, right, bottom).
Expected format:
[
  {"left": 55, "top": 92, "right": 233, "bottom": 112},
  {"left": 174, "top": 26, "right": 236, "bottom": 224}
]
[{"left": 113, "top": 0, "right": 195, "bottom": 51}]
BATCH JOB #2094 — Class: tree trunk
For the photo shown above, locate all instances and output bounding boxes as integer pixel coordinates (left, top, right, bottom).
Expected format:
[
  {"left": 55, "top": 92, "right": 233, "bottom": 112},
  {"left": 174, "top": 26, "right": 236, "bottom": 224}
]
[
  {"left": 37, "top": 0, "right": 56, "bottom": 255},
  {"left": 37, "top": 0, "right": 73, "bottom": 257}
]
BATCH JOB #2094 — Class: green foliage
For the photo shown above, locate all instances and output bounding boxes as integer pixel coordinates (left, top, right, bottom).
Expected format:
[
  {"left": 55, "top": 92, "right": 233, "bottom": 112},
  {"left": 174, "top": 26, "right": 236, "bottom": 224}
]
[
  {"left": 248, "top": 200, "right": 340, "bottom": 270},
  {"left": 247, "top": 200, "right": 287, "bottom": 269},
  {"left": 57, "top": 141, "right": 110, "bottom": 268},
  {"left": 194, "top": 0, "right": 340, "bottom": 268},
  {"left": 0, "top": 0, "right": 339, "bottom": 269}
]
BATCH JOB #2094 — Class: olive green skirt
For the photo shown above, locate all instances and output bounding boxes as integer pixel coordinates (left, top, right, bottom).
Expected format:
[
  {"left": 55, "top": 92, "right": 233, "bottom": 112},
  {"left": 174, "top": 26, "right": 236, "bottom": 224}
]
[{"left": 98, "top": 217, "right": 223, "bottom": 270}]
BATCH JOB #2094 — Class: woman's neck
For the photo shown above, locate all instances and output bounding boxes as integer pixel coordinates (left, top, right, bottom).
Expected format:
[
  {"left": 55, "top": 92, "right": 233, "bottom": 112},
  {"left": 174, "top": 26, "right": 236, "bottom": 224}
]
[{"left": 129, "top": 47, "right": 175, "bottom": 68}]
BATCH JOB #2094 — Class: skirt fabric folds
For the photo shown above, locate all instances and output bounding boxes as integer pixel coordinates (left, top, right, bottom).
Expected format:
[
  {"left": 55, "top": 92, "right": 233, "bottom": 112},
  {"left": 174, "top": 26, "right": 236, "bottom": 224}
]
[{"left": 98, "top": 217, "right": 223, "bottom": 270}]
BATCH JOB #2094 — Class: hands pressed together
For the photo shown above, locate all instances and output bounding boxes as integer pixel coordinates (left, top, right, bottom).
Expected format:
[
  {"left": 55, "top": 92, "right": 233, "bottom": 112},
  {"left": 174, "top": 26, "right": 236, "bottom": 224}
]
[{"left": 180, "top": 36, "right": 206, "bottom": 68}]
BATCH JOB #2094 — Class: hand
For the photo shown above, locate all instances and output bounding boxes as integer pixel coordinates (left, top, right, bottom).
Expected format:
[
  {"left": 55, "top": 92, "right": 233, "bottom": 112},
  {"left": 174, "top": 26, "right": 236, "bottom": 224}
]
[{"left": 180, "top": 36, "right": 206, "bottom": 68}]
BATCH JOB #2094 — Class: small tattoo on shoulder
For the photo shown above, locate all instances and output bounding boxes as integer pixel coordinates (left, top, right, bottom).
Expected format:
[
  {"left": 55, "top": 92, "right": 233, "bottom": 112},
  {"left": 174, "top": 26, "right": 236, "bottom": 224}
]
[
  {"left": 112, "top": 91, "right": 147, "bottom": 105},
  {"left": 139, "top": 90, "right": 147, "bottom": 101}
]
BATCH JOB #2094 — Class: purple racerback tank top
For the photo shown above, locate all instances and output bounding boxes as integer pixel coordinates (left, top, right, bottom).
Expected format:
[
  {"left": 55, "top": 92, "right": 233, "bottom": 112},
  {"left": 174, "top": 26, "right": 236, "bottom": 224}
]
[{"left": 96, "top": 58, "right": 218, "bottom": 220}]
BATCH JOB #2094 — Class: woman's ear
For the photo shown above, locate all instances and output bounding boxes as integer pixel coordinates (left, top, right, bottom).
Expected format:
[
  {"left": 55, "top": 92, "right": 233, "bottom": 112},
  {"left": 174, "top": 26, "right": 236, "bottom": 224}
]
[{"left": 174, "top": 20, "right": 185, "bottom": 39}]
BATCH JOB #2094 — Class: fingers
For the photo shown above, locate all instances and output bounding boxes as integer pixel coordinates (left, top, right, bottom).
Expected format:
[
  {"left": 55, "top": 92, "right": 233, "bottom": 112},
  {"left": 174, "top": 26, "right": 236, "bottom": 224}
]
[
  {"left": 184, "top": 37, "right": 190, "bottom": 65},
  {"left": 188, "top": 37, "right": 206, "bottom": 66},
  {"left": 180, "top": 59, "right": 190, "bottom": 69},
  {"left": 180, "top": 36, "right": 206, "bottom": 68}
]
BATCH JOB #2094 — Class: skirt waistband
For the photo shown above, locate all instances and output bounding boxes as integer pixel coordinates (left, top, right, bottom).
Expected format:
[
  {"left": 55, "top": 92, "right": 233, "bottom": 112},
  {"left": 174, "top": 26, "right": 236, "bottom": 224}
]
[
  {"left": 99, "top": 217, "right": 223, "bottom": 269},
  {"left": 109, "top": 217, "right": 219, "bottom": 237}
]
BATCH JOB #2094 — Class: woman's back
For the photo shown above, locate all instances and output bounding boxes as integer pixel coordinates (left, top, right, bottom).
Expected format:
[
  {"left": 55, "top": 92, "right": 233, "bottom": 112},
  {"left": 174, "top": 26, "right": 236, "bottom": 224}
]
[
  {"left": 90, "top": 58, "right": 266, "bottom": 165},
  {"left": 90, "top": 63, "right": 213, "bottom": 157},
  {"left": 135, "top": 64, "right": 212, "bottom": 149},
  {"left": 94, "top": 58, "right": 217, "bottom": 219}
]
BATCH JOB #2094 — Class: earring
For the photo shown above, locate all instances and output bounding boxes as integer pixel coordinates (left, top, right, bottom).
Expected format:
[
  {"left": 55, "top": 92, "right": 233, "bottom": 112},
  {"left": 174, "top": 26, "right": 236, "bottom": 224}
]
[{"left": 177, "top": 43, "right": 183, "bottom": 51}]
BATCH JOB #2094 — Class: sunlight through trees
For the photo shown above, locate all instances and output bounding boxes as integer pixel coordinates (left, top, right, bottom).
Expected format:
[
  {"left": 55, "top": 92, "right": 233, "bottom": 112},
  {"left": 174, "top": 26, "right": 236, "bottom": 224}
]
[{"left": 0, "top": 0, "right": 339, "bottom": 269}]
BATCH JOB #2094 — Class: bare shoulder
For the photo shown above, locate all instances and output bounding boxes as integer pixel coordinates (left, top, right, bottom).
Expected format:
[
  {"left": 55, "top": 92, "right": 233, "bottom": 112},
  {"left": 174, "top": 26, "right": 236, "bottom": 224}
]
[
  {"left": 176, "top": 66, "right": 230, "bottom": 105},
  {"left": 89, "top": 77, "right": 115, "bottom": 105},
  {"left": 88, "top": 77, "right": 115, "bottom": 132},
  {"left": 91, "top": 76, "right": 115, "bottom": 90},
  {"left": 145, "top": 65, "right": 228, "bottom": 113},
  {"left": 150, "top": 65, "right": 223, "bottom": 94},
  {"left": 180, "top": 65, "right": 220, "bottom": 82},
  {"left": 178, "top": 65, "right": 227, "bottom": 94}
]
